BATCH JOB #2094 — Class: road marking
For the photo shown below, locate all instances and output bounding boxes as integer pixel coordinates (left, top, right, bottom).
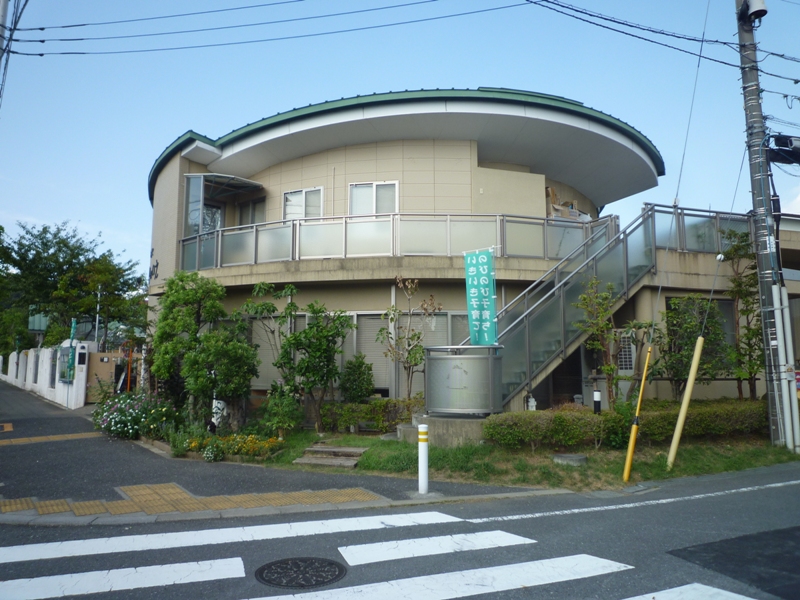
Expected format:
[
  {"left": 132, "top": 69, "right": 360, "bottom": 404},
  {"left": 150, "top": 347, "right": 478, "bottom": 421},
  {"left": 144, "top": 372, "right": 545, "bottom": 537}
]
[
  {"left": 0, "top": 557, "right": 245, "bottom": 599},
  {"left": 469, "top": 479, "right": 800, "bottom": 523},
  {"left": 338, "top": 531, "right": 536, "bottom": 566},
  {"left": 622, "top": 583, "right": 756, "bottom": 599},
  {"left": 248, "top": 553, "right": 632, "bottom": 600},
  {"left": 0, "top": 511, "right": 462, "bottom": 565}
]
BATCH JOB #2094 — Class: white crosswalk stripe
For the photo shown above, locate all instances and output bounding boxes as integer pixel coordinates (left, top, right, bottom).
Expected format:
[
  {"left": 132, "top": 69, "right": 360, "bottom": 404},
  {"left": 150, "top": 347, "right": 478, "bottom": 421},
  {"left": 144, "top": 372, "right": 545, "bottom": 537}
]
[
  {"left": 0, "top": 511, "right": 461, "bottom": 565},
  {"left": 0, "top": 511, "right": 764, "bottom": 599},
  {"left": 248, "top": 554, "right": 633, "bottom": 600},
  {"left": 0, "top": 558, "right": 245, "bottom": 600},
  {"left": 338, "top": 530, "right": 536, "bottom": 566},
  {"left": 621, "top": 583, "right": 757, "bottom": 600}
]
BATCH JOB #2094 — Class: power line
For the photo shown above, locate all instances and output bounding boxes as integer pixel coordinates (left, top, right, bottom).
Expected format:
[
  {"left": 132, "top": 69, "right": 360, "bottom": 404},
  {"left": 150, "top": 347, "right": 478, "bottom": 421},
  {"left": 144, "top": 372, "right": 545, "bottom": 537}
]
[
  {"left": 526, "top": 0, "right": 800, "bottom": 85},
  {"left": 8, "top": 2, "right": 533, "bottom": 56},
  {"left": 0, "top": 0, "right": 31, "bottom": 112},
  {"left": 13, "top": 0, "right": 308, "bottom": 31},
  {"left": 11, "top": 0, "right": 441, "bottom": 44}
]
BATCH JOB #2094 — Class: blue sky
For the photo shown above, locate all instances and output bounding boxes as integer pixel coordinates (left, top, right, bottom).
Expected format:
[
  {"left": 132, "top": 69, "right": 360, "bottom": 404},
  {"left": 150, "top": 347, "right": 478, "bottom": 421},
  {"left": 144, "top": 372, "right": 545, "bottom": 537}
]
[{"left": 1, "top": 0, "right": 798, "bottom": 276}]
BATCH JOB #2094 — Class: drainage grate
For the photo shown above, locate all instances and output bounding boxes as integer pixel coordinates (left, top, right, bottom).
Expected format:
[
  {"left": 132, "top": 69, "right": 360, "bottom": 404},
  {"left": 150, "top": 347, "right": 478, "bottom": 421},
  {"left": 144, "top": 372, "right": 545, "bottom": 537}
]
[{"left": 255, "top": 557, "right": 347, "bottom": 589}]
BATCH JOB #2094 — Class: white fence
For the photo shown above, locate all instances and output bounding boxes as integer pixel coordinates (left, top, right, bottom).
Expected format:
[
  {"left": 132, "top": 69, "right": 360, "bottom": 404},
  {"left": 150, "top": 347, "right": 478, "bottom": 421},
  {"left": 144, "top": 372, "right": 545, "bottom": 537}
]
[{"left": 0, "top": 340, "right": 97, "bottom": 409}]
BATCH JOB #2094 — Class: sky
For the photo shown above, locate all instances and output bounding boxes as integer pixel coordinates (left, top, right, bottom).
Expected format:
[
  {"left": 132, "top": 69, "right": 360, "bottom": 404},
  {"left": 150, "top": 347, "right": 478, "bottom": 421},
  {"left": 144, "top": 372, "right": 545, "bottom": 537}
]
[{"left": 1, "top": 0, "right": 799, "bottom": 278}]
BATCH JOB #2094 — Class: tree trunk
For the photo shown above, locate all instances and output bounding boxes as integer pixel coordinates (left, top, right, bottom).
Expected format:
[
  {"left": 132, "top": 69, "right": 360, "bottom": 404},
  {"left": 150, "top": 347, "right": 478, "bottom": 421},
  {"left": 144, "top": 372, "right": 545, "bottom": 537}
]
[
  {"left": 748, "top": 377, "right": 758, "bottom": 402},
  {"left": 737, "top": 379, "right": 744, "bottom": 402}
]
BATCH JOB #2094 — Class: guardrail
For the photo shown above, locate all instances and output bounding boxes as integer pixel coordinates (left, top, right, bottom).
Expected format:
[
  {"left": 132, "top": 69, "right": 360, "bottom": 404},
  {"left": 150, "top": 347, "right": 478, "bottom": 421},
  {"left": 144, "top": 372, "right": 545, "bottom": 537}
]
[{"left": 179, "top": 212, "right": 616, "bottom": 271}]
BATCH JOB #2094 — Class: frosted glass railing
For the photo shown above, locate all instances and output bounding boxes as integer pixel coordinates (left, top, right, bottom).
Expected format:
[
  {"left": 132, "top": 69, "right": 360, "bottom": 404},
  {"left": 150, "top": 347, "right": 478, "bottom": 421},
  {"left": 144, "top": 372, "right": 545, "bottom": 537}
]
[
  {"left": 179, "top": 212, "right": 605, "bottom": 270},
  {"left": 494, "top": 204, "right": 752, "bottom": 405},
  {"left": 496, "top": 209, "right": 656, "bottom": 404}
]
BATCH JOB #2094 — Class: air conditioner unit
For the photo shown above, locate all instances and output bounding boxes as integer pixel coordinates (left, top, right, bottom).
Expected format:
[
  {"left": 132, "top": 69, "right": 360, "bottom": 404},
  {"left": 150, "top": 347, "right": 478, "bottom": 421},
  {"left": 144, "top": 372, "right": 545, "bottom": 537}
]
[{"left": 615, "top": 331, "right": 636, "bottom": 401}]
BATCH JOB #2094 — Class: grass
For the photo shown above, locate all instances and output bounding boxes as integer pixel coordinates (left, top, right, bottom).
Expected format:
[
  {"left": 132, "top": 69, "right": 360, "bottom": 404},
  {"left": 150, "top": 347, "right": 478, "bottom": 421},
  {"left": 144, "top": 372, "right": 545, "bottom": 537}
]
[{"left": 276, "top": 433, "right": 800, "bottom": 491}]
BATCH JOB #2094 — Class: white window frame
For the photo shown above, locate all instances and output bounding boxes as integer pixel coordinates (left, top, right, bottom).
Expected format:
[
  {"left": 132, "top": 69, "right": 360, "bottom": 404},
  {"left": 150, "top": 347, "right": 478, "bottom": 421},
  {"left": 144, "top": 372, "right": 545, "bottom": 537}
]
[
  {"left": 283, "top": 187, "right": 324, "bottom": 220},
  {"left": 349, "top": 181, "right": 398, "bottom": 216},
  {"left": 237, "top": 198, "right": 266, "bottom": 226}
]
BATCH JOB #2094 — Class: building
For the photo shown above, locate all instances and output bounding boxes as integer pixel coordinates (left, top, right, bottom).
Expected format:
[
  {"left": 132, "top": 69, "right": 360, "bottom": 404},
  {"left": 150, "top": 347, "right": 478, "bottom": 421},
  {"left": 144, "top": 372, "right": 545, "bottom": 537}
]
[{"left": 146, "top": 87, "right": 800, "bottom": 411}]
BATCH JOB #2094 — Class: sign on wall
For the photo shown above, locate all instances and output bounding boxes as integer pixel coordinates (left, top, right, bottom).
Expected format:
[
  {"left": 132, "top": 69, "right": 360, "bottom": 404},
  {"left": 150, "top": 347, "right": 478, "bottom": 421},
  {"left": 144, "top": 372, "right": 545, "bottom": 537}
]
[{"left": 464, "top": 249, "right": 498, "bottom": 345}]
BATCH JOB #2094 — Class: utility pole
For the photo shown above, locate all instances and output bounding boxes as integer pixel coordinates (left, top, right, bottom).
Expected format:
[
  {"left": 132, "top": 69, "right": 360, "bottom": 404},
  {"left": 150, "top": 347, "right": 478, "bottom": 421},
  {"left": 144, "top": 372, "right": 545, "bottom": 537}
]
[
  {"left": 735, "top": 0, "right": 800, "bottom": 453},
  {"left": 0, "top": 0, "right": 10, "bottom": 63}
]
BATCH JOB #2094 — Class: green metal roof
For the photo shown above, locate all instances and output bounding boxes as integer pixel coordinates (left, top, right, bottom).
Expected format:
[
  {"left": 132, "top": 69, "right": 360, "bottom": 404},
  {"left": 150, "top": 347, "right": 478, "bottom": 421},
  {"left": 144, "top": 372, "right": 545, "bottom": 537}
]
[{"left": 148, "top": 87, "right": 665, "bottom": 203}]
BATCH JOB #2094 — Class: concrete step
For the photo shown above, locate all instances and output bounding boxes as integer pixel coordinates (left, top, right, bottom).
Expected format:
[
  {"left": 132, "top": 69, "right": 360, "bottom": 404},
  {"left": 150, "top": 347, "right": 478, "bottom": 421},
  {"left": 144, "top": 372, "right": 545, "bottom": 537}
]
[
  {"left": 292, "top": 456, "right": 359, "bottom": 468},
  {"left": 304, "top": 446, "right": 369, "bottom": 458}
]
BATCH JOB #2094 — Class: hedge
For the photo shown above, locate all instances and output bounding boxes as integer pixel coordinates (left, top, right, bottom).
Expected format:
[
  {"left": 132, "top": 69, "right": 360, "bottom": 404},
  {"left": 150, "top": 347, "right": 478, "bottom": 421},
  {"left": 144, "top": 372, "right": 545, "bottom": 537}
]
[
  {"left": 483, "top": 400, "right": 769, "bottom": 451},
  {"left": 321, "top": 398, "right": 425, "bottom": 433}
]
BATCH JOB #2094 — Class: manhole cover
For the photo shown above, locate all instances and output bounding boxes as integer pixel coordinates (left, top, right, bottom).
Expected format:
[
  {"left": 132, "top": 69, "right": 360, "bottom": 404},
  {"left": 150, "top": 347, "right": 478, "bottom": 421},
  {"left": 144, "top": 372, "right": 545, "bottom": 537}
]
[{"left": 255, "top": 557, "right": 347, "bottom": 589}]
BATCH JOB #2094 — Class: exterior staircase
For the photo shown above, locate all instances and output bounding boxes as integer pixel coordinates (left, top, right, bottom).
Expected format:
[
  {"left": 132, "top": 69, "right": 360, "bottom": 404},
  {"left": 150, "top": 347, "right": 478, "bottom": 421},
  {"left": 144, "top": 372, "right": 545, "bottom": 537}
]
[
  {"left": 464, "top": 204, "right": 750, "bottom": 409},
  {"left": 292, "top": 443, "right": 368, "bottom": 469}
]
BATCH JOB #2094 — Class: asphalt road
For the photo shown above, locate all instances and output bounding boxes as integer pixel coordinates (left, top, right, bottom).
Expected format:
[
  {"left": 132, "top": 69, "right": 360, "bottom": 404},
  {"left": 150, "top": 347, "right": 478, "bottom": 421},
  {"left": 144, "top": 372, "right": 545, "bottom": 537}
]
[
  {"left": 2, "top": 382, "right": 800, "bottom": 599},
  {"left": 2, "top": 461, "right": 799, "bottom": 598}
]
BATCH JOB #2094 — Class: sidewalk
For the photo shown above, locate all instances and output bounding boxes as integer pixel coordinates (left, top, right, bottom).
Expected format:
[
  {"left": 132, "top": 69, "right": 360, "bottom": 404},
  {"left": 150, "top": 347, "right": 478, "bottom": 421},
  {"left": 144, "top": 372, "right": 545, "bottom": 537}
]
[{"left": 0, "top": 381, "right": 567, "bottom": 526}]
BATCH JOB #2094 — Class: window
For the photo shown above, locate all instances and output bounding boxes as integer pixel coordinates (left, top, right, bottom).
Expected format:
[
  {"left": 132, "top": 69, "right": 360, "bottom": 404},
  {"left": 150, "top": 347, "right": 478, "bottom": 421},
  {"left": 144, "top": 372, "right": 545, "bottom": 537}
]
[
  {"left": 238, "top": 199, "right": 266, "bottom": 225},
  {"left": 184, "top": 176, "right": 224, "bottom": 236},
  {"left": 184, "top": 176, "right": 203, "bottom": 236},
  {"left": 349, "top": 182, "right": 397, "bottom": 216},
  {"left": 284, "top": 188, "right": 323, "bottom": 220}
]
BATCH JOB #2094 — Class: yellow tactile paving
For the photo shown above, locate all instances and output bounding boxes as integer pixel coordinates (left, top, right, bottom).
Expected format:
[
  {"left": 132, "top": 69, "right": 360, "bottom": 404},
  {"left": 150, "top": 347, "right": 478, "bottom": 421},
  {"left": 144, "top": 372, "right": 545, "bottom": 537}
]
[
  {"left": 35, "top": 500, "right": 71, "bottom": 515},
  {"left": 199, "top": 496, "right": 240, "bottom": 510},
  {"left": 149, "top": 483, "right": 193, "bottom": 501},
  {"left": 139, "top": 502, "right": 177, "bottom": 515},
  {"left": 0, "top": 484, "right": 383, "bottom": 519},
  {"left": 0, "top": 432, "right": 102, "bottom": 446},
  {"left": 254, "top": 492, "right": 297, "bottom": 506},
  {"left": 70, "top": 501, "right": 108, "bottom": 516},
  {"left": 281, "top": 491, "right": 328, "bottom": 505},
  {"left": 227, "top": 494, "right": 268, "bottom": 508},
  {"left": 0, "top": 423, "right": 13, "bottom": 433},
  {"left": 0, "top": 498, "right": 34, "bottom": 512},
  {"left": 170, "top": 498, "right": 209, "bottom": 513},
  {"left": 103, "top": 500, "right": 143, "bottom": 515}
]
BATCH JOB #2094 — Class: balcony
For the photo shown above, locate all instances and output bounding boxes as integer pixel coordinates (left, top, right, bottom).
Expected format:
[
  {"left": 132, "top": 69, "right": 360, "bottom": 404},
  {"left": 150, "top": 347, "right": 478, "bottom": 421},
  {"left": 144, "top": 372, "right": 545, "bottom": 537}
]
[{"left": 180, "top": 213, "right": 617, "bottom": 271}]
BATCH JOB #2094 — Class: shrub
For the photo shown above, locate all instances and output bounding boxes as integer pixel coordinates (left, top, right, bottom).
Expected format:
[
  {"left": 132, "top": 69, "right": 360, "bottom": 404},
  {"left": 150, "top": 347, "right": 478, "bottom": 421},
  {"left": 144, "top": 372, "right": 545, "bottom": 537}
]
[
  {"left": 257, "top": 383, "right": 304, "bottom": 438},
  {"left": 339, "top": 353, "right": 375, "bottom": 403},
  {"left": 321, "top": 398, "right": 425, "bottom": 433},
  {"left": 92, "top": 391, "right": 179, "bottom": 440},
  {"left": 483, "top": 399, "right": 769, "bottom": 450}
]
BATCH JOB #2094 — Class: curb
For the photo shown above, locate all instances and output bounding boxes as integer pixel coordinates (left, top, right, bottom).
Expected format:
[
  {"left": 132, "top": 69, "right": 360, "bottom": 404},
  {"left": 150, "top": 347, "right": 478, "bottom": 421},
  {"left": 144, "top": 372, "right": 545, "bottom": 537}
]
[{"left": 0, "top": 488, "right": 572, "bottom": 527}]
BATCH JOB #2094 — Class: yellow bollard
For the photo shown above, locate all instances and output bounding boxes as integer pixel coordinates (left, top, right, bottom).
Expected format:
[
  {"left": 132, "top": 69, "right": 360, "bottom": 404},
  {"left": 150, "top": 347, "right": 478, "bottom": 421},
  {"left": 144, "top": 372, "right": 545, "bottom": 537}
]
[
  {"left": 623, "top": 346, "right": 653, "bottom": 482},
  {"left": 667, "top": 336, "right": 705, "bottom": 471}
]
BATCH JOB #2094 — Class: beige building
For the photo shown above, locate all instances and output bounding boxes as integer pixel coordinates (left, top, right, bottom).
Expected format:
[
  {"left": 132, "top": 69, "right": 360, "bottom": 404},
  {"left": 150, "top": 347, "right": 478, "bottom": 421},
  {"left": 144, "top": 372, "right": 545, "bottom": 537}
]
[{"left": 147, "top": 87, "right": 800, "bottom": 410}]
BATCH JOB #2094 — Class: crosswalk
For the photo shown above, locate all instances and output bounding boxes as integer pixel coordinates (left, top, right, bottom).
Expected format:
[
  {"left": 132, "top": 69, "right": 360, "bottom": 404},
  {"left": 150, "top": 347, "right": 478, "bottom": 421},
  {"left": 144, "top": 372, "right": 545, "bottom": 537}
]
[{"left": 0, "top": 510, "right": 758, "bottom": 599}]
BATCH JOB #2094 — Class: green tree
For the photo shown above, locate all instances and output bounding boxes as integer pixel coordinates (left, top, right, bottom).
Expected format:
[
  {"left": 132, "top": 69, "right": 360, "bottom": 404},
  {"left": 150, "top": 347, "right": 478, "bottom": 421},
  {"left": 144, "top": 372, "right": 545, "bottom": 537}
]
[
  {"left": 277, "top": 301, "right": 355, "bottom": 432},
  {"left": 721, "top": 229, "right": 763, "bottom": 400},
  {"left": 239, "top": 282, "right": 299, "bottom": 382},
  {"left": 0, "top": 222, "right": 144, "bottom": 346},
  {"left": 651, "top": 295, "right": 729, "bottom": 400},
  {"left": 340, "top": 353, "right": 375, "bottom": 403},
  {"left": 377, "top": 276, "right": 442, "bottom": 401},
  {"left": 82, "top": 253, "right": 147, "bottom": 351},
  {"left": 151, "top": 271, "right": 228, "bottom": 409},
  {"left": 181, "top": 325, "right": 260, "bottom": 428},
  {"left": 574, "top": 276, "right": 650, "bottom": 410}
]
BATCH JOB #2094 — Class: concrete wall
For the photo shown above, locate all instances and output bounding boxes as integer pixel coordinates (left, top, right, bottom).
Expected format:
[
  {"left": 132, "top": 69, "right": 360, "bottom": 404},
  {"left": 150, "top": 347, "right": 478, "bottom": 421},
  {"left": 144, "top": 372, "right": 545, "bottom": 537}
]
[{"left": 0, "top": 341, "right": 97, "bottom": 409}]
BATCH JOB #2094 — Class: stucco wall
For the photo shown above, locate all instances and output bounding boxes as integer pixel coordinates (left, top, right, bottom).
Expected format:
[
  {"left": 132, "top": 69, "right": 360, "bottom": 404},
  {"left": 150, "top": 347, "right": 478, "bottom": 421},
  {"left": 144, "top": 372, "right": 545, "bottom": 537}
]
[{"left": 149, "top": 153, "right": 185, "bottom": 295}]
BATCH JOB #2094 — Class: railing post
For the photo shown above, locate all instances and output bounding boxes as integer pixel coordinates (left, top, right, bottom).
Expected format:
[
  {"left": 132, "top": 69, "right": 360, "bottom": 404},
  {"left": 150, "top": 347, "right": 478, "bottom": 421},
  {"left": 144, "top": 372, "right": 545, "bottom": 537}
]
[{"left": 253, "top": 225, "right": 258, "bottom": 265}]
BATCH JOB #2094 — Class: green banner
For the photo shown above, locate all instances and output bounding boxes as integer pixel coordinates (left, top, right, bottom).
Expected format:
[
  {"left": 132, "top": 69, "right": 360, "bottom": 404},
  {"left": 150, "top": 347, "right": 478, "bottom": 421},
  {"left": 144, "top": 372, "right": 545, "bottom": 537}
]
[{"left": 464, "top": 249, "right": 497, "bottom": 345}]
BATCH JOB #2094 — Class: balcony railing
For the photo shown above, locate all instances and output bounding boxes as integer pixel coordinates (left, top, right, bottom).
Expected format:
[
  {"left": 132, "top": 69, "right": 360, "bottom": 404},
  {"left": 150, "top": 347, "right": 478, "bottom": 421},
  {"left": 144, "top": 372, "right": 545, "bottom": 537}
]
[{"left": 180, "top": 212, "right": 617, "bottom": 271}]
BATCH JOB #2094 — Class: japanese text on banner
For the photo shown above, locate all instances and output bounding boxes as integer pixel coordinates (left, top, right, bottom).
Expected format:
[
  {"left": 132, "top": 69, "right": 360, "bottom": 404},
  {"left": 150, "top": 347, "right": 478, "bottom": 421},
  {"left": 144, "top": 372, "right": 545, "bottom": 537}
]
[{"left": 464, "top": 249, "right": 497, "bottom": 345}]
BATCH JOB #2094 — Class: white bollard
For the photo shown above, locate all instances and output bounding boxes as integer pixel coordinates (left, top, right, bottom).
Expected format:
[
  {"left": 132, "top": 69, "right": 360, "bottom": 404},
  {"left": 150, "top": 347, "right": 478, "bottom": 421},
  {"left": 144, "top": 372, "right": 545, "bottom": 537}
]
[{"left": 418, "top": 424, "right": 429, "bottom": 494}]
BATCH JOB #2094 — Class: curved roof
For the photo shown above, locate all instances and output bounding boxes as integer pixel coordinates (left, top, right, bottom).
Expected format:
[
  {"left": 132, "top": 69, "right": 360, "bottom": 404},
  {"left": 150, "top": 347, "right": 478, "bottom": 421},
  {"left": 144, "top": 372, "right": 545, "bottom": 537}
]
[{"left": 148, "top": 87, "right": 664, "bottom": 207}]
